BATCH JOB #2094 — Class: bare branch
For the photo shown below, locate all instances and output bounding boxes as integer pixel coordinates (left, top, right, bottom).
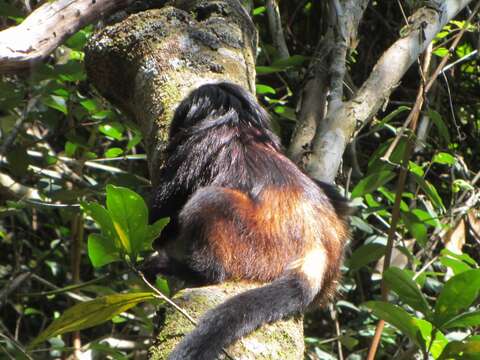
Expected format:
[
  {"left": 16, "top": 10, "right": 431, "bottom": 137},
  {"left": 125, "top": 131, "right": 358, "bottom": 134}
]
[
  {"left": 0, "top": 172, "right": 43, "bottom": 200},
  {"left": 0, "top": 0, "right": 133, "bottom": 72},
  {"left": 288, "top": 0, "right": 368, "bottom": 163},
  {"left": 266, "top": 0, "right": 289, "bottom": 59},
  {"left": 306, "top": 0, "right": 474, "bottom": 183}
]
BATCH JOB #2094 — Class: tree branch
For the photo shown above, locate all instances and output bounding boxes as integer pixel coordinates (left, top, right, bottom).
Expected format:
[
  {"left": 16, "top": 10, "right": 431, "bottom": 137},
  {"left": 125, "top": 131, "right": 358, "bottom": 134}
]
[
  {"left": 266, "top": 0, "right": 289, "bottom": 60},
  {"left": 288, "top": 0, "right": 368, "bottom": 164},
  {"left": 306, "top": 0, "right": 474, "bottom": 183},
  {"left": 0, "top": 0, "right": 133, "bottom": 72}
]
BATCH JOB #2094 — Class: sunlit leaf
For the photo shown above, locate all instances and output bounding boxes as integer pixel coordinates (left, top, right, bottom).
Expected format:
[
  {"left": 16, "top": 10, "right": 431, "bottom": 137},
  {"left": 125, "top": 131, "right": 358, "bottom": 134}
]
[
  {"left": 29, "top": 292, "right": 155, "bottom": 349},
  {"left": 433, "top": 269, "right": 480, "bottom": 327},
  {"left": 384, "top": 267, "right": 431, "bottom": 316}
]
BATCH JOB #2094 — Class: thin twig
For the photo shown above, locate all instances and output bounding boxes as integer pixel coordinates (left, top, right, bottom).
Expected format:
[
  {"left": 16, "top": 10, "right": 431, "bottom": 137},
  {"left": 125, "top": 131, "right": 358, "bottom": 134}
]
[{"left": 367, "top": 37, "right": 434, "bottom": 360}]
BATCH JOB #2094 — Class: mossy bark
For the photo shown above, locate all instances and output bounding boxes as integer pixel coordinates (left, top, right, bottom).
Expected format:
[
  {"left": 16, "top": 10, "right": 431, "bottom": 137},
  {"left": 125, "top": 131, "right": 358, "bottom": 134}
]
[
  {"left": 85, "top": 0, "right": 257, "bottom": 186},
  {"left": 150, "top": 283, "right": 304, "bottom": 360},
  {"left": 85, "top": 1, "right": 304, "bottom": 359}
]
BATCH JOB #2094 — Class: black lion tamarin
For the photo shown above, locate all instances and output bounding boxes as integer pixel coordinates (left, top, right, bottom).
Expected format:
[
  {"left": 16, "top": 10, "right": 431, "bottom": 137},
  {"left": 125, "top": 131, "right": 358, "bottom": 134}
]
[{"left": 149, "top": 82, "right": 349, "bottom": 359}]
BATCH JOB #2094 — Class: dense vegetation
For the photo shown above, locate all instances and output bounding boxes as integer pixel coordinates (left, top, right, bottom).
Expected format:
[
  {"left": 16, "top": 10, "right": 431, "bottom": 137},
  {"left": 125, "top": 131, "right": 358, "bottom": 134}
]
[{"left": 0, "top": 1, "right": 479, "bottom": 359}]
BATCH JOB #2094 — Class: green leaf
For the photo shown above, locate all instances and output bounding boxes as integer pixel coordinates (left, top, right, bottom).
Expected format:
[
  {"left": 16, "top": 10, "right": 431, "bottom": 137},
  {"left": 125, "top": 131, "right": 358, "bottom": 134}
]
[
  {"left": 452, "top": 179, "right": 474, "bottom": 193},
  {"left": 105, "top": 147, "right": 124, "bottom": 158},
  {"left": 81, "top": 202, "right": 117, "bottom": 246},
  {"left": 433, "top": 269, "right": 480, "bottom": 327},
  {"left": 253, "top": 5, "right": 266, "bottom": 15},
  {"left": 365, "top": 301, "right": 424, "bottom": 348},
  {"left": 411, "top": 174, "right": 445, "bottom": 212},
  {"left": 439, "top": 340, "right": 480, "bottom": 360},
  {"left": 87, "top": 233, "right": 121, "bottom": 268},
  {"left": 256, "top": 65, "right": 288, "bottom": 74},
  {"left": 433, "top": 47, "right": 449, "bottom": 57},
  {"left": 443, "top": 310, "right": 480, "bottom": 329},
  {"left": 384, "top": 267, "right": 431, "bottom": 316},
  {"left": 106, "top": 185, "right": 148, "bottom": 258},
  {"left": 351, "top": 170, "right": 395, "bottom": 198},
  {"left": 432, "top": 152, "right": 456, "bottom": 166},
  {"left": 414, "top": 318, "right": 448, "bottom": 359},
  {"left": 99, "top": 122, "right": 124, "bottom": 140},
  {"left": 44, "top": 95, "right": 68, "bottom": 114},
  {"left": 401, "top": 212, "right": 428, "bottom": 247},
  {"left": 29, "top": 292, "right": 155, "bottom": 349},
  {"left": 272, "top": 55, "right": 307, "bottom": 67},
  {"left": 348, "top": 243, "right": 386, "bottom": 271},
  {"left": 429, "top": 110, "right": 451, "bottom": 145},
  {"left": 274, "top": 106, "right": 297, "bottom": 121},
  {"left": 256, "top": 84, "right": 276, "bottom": 95},
  {"left": 440, "top": 254, "right": 472, "bottom": 275},
  {"left": 146, "top": 217, "right": 170, "bottom": 250}
]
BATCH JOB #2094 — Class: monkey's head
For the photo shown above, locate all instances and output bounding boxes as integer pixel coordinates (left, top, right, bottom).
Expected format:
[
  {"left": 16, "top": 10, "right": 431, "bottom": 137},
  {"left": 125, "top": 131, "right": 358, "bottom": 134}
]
[{"left": 169, "top": 82, "right": 272, "bottom": 139}]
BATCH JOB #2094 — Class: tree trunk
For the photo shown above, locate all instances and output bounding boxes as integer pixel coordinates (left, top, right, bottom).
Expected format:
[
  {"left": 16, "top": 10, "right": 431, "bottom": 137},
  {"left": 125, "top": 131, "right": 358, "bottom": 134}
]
[{"left": 85, "top": 1, "right": 304, "bottom": 358}]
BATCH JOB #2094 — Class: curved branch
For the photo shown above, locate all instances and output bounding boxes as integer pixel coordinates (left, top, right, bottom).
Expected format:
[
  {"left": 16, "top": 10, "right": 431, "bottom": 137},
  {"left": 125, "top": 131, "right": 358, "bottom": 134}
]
[
  {"left": 0, "top": 0, "right": 133, "bottom": 72},
  {"left": 306, "top": 0, "right": 474, "bottom": 183}
]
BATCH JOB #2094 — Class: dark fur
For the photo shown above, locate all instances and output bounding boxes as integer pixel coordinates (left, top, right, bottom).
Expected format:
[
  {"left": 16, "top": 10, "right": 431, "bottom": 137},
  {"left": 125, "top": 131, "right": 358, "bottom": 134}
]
[{"left": 149, "top": 82, "right": 349, "bottom": 359}]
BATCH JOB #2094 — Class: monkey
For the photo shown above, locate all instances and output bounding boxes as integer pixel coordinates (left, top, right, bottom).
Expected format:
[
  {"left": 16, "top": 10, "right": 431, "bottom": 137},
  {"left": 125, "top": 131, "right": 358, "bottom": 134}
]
[{"left": 148, "top": 82, "right": 349, "bottom": 360}]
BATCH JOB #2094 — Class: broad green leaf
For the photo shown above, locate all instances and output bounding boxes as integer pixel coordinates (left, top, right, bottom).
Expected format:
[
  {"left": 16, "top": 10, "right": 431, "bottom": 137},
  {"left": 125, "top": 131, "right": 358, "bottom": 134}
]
[
  {"left": 106, "top": 185, "right": 148, "bottom": 257},
  {"left": 44, "top": 95, "right": 68, "bottom": 114},
  {"left": 87, "top": 234, "right": 121, "bottom": 268},
  {"left": 439, "top": 340, "right": 480, "bottom": 360},
  {"left": 253, "top": 6, "right": 266, "bottom": 15},
  {"left": 256, "top": 84, "right": 276, "bottom": 95},
  {"left": 351, "top": 170, "right": 395, "bottom": 198},
  {"left": 29, "top": 292, "right": 155, "bottom": 349},
  {"left": 80, "top": 99, "right": 98, "bottom": 113},
  {"left": 99, "top": 122, "right": 124, "bottom": 140},
  {"left": 105, "top": 147, "right": 124, "bottom": 158},
  {"left": 432, "top": 152, "right": 456, "bottom": 166},
  {"left": 440, "top": 256, "right": 472, "bottom": 275},
  {"left": 348, "top": 243, "right": 386, "bottom": 271},
  {"left": 443, "top": 310, "right": 480, "bottom": 329},
  {"left": 441, "top": 249, "right": 477, "bottom": 266},
  {"left": 365, "top": 301, "right": 423, "bottom": 348},
  {"left": 414, "top": 318, "right": 448, "bottom": 359},
  {"left": 433, "top": 269, "right": 480, "bottom": 327},
  {"left": 384, "top": 267, "right": 431, "bottom": 316},
  {"left": 433, "top": 47, "right": 449, "bottom": 57}
]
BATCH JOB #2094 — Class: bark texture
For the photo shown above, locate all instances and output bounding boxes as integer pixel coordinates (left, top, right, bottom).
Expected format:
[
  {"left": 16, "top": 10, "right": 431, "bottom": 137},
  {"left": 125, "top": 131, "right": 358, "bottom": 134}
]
[
  {"left": 0, "top": 0, "right": 134, "bottom": 72},
  {"left": 86, "top": 0, "right": 258, "bottom": 186},
  {"left": 150, "top": 283, "right": 305, "bottom": 360},
  {"left": 85, "top": 1, "right": 304, "bottom": 358}
]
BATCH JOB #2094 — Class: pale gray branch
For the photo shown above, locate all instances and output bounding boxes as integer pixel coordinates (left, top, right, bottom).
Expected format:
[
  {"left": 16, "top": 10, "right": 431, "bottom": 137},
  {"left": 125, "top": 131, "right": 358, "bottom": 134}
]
[
  {"left": 288, "top": 0, "right": 368, "bottom": 164},
  {"left": 306, "top": 0, "right": 473, "bottom": 183},
  {"left": 0, "top": 0, "right": 133, "bottom": 72},
  {"left": 266, "top": 0, "right": 289, "bottom": 59}
]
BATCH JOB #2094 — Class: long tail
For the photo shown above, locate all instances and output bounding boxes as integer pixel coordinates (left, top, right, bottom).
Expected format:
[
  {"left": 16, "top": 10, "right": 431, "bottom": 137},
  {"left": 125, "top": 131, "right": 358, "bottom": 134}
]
[{"left": 167, "top": 271, "right": 318, "bottom": 360}]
